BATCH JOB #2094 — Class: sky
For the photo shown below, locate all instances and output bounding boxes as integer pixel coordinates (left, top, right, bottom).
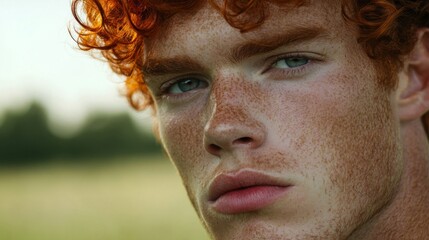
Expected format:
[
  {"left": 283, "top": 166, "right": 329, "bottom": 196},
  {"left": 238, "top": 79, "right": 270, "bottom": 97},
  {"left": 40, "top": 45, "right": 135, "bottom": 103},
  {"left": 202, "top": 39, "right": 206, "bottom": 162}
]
[{"left": 0, "top": 0, "right": 152, "bottom": 134}]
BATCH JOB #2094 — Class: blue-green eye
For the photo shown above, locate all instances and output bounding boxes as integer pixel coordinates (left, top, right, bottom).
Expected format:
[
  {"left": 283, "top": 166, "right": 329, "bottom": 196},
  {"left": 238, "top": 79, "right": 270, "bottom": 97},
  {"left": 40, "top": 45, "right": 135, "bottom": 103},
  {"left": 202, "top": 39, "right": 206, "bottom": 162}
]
[
  {"left": 167, "top": 78, "right": 208, "bottom": 94},
  {"left": 273, "top": 57, "right": 309, "bottom": 69}
]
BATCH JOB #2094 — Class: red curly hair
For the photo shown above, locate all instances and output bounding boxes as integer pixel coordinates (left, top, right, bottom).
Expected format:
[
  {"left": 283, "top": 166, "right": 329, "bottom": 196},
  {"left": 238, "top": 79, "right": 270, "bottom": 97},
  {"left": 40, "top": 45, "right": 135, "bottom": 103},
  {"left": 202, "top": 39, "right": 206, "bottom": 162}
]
[{"left": 71, "top": 0, "right": 429, "bottom": 135}]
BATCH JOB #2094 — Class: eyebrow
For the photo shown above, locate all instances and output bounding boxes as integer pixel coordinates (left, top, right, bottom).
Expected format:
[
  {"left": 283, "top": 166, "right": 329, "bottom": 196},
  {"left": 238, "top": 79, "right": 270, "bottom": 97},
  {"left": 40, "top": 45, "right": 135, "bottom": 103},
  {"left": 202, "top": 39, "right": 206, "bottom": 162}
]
[
  {"left": 141, "top": 57, "right": 205, "bottom": 77},
  {"left": 230, "top": 26, "right": 327, "bottom": 63},
  {"left": 142, "top": 26, "right": 327, "bottom": 77}
]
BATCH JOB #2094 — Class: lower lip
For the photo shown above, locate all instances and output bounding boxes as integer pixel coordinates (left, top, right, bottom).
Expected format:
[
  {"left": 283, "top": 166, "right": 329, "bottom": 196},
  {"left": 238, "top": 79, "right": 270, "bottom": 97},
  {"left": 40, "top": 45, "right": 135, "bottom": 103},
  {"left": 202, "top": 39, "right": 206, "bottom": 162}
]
[{"left": 211, "top": 186, "right": 289, "bottom": 214}]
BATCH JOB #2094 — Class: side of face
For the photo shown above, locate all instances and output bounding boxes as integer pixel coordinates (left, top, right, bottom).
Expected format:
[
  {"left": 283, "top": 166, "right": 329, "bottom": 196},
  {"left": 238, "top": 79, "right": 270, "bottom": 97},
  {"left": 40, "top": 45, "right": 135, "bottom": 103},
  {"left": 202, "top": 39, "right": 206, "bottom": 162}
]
[{"left": 143, "top": 1, "right": 403, "bottom": 239}]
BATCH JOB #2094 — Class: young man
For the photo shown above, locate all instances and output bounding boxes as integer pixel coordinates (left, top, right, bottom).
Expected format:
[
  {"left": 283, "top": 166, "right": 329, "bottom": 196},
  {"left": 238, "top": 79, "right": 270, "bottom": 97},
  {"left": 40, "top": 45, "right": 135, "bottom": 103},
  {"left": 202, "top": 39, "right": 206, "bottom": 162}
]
[{"left": 72, "top": 0, "right": 429, "bottom": 239}]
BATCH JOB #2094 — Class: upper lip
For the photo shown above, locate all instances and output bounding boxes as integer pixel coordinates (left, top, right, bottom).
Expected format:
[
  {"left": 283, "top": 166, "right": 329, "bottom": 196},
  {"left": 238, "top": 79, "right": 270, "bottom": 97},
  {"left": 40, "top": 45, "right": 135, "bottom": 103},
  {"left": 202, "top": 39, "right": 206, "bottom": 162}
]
[{"left": 208, "top": 169, "right": 291, "bottom": 202}]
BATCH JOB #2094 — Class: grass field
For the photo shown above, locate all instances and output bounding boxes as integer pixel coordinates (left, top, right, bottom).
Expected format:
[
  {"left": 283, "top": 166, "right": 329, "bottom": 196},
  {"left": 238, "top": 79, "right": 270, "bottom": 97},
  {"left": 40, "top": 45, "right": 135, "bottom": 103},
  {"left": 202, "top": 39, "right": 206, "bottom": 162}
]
[{"left": 0, "top": 156, "right": 210, "bottom": 240}]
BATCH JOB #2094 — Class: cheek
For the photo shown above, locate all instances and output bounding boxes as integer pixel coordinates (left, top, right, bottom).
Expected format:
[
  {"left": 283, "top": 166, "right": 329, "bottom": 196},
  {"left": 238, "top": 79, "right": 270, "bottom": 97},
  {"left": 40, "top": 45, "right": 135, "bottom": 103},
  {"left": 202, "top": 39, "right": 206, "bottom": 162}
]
[
  {"left": 319, "top": 88, "right": 402, "bottom": 232},
  {"left": 268, "top": 61, "right": 400, "bottom": 174},
  {"left": 268, "top": 67, "right": 402, "bottom": 227},
  {"left": 327, "top": 92, "right": 401, "bottom": 202},
  {"left": 158, "top": 107, "right": 204, "bottom": 176}
]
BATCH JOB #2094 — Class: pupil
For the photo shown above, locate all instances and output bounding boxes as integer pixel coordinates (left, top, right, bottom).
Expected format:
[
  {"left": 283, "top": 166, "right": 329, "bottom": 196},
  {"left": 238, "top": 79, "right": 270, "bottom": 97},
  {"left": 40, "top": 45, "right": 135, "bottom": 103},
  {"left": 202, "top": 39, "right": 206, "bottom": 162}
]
[
  {"left": 287, "top": 58, "right": 308, "bottom": 67},
  {"left": 178, "top": 79, "right": 199, "bottom": 92}
]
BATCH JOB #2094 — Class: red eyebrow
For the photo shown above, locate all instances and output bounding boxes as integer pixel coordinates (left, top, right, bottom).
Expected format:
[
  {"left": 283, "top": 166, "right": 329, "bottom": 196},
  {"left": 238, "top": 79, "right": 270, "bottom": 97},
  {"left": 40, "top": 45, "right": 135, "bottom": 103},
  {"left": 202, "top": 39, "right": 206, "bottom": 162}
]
[
  {"left": 142, "top": 56, "right": 206, "bottom": 77},
  {"left": 231, "top": 26, "right": 327, "bottom": 63}
]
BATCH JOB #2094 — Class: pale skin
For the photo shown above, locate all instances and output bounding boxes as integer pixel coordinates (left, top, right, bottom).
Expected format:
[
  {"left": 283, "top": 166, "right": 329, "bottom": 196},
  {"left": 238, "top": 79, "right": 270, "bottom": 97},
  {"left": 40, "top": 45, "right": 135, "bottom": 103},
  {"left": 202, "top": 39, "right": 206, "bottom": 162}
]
[{"left": 141, "top": 1, "right": 429, "bottom": 239}]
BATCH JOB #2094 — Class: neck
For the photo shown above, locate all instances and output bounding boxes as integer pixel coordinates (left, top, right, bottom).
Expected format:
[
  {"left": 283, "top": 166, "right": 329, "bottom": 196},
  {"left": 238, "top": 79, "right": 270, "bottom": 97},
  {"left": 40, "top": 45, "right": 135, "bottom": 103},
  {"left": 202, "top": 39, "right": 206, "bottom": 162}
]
[{"left": 350, "top": 119, "right": 429, "bottom": 240}]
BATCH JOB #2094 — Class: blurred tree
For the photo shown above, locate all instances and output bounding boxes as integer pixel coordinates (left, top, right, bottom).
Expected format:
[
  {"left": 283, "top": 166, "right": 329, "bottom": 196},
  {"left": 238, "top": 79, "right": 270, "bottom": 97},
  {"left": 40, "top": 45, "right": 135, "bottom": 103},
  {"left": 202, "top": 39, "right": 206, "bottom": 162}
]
[
  {"left": 69, "top": 112, "right": 162, "bottom": 159},
  {"left": 0, "top": 102, "right": 162, "bottom": 166},
  {"left": 0, "top": 102, "right": 58, "bottom": 164}
]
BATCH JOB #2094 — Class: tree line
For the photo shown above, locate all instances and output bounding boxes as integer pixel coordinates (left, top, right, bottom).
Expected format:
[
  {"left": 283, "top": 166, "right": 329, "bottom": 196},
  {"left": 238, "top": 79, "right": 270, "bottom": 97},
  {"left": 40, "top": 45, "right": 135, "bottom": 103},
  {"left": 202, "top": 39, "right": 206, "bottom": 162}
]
[{"left": 0, "top": 102, "right": 163, "bottom": 166}]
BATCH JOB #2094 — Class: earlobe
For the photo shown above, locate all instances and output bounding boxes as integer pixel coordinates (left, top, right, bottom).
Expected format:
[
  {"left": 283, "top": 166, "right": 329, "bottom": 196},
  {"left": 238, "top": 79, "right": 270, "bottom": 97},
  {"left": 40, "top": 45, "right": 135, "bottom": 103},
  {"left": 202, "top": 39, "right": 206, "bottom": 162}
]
[{"left": 398, "top": 29, "right": 429, "bottom": 122}]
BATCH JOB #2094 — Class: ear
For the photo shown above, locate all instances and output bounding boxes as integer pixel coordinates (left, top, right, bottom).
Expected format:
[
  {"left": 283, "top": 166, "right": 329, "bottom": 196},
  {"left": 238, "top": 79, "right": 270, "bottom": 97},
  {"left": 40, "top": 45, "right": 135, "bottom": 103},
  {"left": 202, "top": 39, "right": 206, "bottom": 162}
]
[{"left": 398, "top": 29, "right": 429, "bottom": 122}]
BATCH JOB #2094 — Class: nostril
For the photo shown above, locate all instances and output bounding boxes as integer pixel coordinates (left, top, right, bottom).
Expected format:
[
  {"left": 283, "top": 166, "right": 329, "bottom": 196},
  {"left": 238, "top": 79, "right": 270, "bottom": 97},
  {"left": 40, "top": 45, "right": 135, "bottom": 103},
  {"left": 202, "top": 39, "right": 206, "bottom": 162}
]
[
  {"left": 232, "top": 137, "right": 253, "bottom": 145},
  {"left": 208, "top": 144, "right": 222, "bottom": 153}
]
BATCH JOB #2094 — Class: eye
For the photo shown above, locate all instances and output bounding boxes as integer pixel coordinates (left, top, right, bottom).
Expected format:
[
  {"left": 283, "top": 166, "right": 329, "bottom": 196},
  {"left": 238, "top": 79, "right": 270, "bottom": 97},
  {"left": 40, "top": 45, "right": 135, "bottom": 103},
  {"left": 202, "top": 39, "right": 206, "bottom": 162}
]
[
  {"left": 166, "top": 78, "right": 208, "bottom": 94},
  {"left": 272, "top": 57, "right": 309, "bottom": 69}
]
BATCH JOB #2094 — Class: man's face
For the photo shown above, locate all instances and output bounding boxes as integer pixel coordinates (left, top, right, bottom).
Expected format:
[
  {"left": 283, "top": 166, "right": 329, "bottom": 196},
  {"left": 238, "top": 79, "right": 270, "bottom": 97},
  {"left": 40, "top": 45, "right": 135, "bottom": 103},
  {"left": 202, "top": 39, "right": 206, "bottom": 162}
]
[{"left": 144, "top": 1, "right": 403, "bottom": 239}]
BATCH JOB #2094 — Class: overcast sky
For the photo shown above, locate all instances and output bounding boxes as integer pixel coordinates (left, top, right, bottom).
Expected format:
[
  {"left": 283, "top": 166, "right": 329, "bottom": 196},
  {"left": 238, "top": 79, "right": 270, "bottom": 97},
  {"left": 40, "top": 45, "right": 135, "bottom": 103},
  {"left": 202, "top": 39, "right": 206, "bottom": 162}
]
[{"left": 0, "top": 0, "right": 152, "bottom": 133}]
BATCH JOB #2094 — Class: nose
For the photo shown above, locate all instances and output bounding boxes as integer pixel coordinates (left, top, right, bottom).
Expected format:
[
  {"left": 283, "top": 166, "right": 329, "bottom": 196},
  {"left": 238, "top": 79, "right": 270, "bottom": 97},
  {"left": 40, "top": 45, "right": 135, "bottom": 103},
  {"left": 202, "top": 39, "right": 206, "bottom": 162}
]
[{"left": 203, "top": 100, "right": 266, "bottom": 157}]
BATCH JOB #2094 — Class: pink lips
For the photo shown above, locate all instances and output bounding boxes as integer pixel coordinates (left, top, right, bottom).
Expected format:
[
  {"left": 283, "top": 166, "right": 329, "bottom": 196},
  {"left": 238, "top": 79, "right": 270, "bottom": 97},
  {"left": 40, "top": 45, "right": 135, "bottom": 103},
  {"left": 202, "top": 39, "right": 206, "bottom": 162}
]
[{"left": 208, "top": 170, "right": 291, "bottom": 214}]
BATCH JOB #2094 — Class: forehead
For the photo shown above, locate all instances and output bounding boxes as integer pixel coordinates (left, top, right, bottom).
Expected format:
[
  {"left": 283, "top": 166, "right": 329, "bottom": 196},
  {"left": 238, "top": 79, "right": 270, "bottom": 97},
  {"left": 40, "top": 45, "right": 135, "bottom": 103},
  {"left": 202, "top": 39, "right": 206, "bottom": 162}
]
[{"left": 144, "top": 1, "right": 346, "bottom": 64}]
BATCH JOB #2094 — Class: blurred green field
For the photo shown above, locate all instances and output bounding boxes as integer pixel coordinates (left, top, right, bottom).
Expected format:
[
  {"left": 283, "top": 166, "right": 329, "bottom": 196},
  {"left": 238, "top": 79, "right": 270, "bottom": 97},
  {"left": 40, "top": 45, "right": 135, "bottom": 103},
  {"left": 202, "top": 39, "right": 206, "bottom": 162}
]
[{"left": 0, "top": 156, "right": 210, "bottom": 240}]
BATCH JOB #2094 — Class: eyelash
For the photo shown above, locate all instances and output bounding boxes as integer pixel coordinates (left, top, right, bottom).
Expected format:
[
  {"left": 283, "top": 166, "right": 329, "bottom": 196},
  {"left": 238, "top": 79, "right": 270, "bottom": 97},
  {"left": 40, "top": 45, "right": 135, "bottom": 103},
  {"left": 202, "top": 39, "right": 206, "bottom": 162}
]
[
  {"left": 157, "top": 75, "right": 209, "bottom": 101},
  {"left": 263, "top": 53, "right": 317, "bottom": 78}
]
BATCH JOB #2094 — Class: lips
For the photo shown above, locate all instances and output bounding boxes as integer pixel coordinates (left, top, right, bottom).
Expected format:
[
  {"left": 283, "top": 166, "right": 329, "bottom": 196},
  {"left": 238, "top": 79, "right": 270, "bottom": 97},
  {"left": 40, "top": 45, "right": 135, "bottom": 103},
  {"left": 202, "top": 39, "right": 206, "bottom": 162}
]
[{"left": 208, "top": 170, "right": 291, "bottom": 214}]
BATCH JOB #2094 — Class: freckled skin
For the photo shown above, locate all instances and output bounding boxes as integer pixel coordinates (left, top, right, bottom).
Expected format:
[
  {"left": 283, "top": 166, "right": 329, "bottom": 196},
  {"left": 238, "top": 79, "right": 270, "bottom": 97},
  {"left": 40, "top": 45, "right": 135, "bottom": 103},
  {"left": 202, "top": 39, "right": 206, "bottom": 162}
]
[{"left": 144, "top": 1, "right": 429, "bottom": 240}]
